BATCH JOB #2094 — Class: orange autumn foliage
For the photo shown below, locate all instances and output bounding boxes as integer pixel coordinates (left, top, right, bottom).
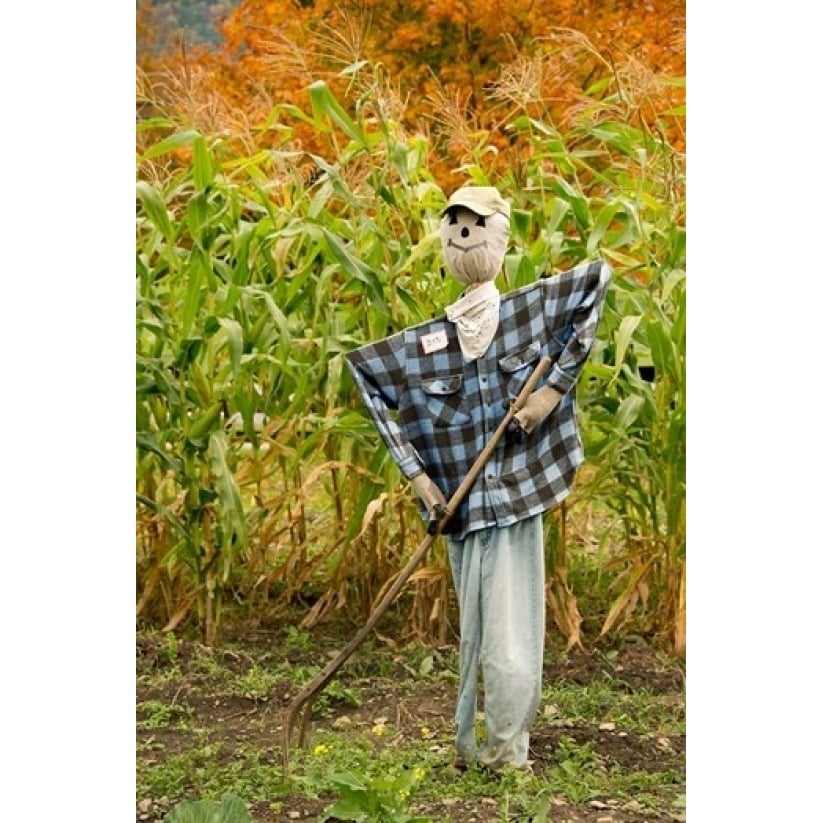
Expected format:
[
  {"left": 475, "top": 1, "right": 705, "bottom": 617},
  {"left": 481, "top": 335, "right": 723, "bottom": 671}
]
[{"left": 137, "top": 0, "right": 684, "bottom": 188}]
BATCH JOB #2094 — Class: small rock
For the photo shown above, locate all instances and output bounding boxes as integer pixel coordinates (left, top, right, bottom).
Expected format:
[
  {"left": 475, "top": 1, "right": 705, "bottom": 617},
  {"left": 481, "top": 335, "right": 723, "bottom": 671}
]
[
  {"left": 598, "top": 721, "right": 616, "bottom": 731},
  {"left": 137, "top": 799, "right": 152, "bottom": 813},
  {"left": 589, "top": 800, "right": 609, "bottom": 809},
  {"left": 332, "top": 716, "right": 352, "bottom": 729},
  {"left": 287, "top": 812, "right": 301, "bottom": 820},
  {"left": 596, "top": 817, "right": 615, "bottom": 823}
]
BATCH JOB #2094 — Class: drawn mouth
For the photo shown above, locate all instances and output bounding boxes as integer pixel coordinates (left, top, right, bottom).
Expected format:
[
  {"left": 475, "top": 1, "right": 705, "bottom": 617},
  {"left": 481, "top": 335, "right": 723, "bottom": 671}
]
[{"left": 447, "top": 239, "right": 488, "bottom": 253}]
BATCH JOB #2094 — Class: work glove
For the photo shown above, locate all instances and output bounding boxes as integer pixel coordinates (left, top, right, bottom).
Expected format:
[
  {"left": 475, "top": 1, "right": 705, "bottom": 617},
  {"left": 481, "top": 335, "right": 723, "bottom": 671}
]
[
  {"left": 410, "top": 473, "right": 449, "bottom": 535},
  {"left": 505, "top": 386, "right": 562, "bottom": 444}
]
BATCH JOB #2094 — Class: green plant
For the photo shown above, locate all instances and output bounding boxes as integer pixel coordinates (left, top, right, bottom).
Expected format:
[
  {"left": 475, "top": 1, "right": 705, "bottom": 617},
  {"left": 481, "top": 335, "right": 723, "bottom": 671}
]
[
  {"left": 138, "top": 699, "right": 194, "bottom": 730},
  {"left": 234, "top": 664, "right": 279, "bottom": 699},
  {"left": 320, "top": 766, "right": 430, "bottom": 823},
  {"left": 285, "top": 626, "right": 312, "bottom": 652},
  {"left": 136, "top": 33, "right": 685, "bottom": 652},
  {"left": 138, "top": 626, "right": 685, "bottom": 821},
  {"left": 162, "top": 631, "right": 180, "bottom": 664},
  {"left": 578, "top": 265, "right": 686, "bottom": 650},
  {"left": 164, "top": 794, "right": 251, "bottom": 823},
  {"left": 547, "top": 737, "right": 604, "bottom": 804}
]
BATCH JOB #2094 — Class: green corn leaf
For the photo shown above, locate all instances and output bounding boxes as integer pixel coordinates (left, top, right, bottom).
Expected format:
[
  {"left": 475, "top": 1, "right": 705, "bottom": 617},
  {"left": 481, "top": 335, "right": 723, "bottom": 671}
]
[
  {"left": 139, "top": 128, "right": 201, "bottom": 161},
  {"left": 613, "top": 394, "right": 646, "bottom": 432},
  {"left": 136, "top": 432, "right": 183, "bottom": 473},
  {"left": 646, "top": 318, "right": 675, "bottom": 379},
  {"left": 308, "top": 80, "right": 366, "bottom": 146},
  {"left": 209, "top": 430, "right": 247, "bottom": 556},
  {"left": 192, "top": 135, "right": 215, "bottom": 190},
  {"left": 246, "top": 287, "right": 291, "bottom": 349},
  {"left": 549, "top": 177, "right": 590, "bottom": 230},
  {"left": 613, "top": 315, "right": 642, "bottom": 376},
  {"left": 181, "top": 252, "right": 205, "bottom": 336},
  {"left": 187, "top": 403, "right": 222, "bottom": 447},
  {"left": 136, "top": 181, "right": 174, "bottom": 242},
  {"left": 218, "top": 317, "right": 244, "bottom": 377},
  {"left": 587, "top": 200, "right": 627, "bottom": 256},
  {"left": 511, "top": 208, "right": 532, "bottom": 239},
  {"left": 186, "top": 192, "right": 209, "bottom": 246},
  {"left": 175, "top": 337, "right": 204, "bottom": 369},
  {"left": 544, "top": 198, "right": 570, "bottom": 236}
]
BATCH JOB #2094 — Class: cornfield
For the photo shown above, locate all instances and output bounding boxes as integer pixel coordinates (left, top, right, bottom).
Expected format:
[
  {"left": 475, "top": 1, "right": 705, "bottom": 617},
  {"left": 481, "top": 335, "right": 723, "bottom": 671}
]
[{"left": 136, "top": 37, "right": 685, "bottom": 653}]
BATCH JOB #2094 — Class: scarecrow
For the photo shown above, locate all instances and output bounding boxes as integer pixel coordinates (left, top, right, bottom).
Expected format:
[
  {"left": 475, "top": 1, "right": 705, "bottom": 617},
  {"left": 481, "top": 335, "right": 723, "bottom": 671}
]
[{"left": 345, "top": 185, "right": 610, "bottom": 770}]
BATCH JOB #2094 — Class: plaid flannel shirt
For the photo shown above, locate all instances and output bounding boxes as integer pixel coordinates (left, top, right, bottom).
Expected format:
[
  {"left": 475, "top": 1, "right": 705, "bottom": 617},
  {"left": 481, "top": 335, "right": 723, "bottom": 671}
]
[{"left": 345, "top": 260, "right": 611, "bottom": 540}]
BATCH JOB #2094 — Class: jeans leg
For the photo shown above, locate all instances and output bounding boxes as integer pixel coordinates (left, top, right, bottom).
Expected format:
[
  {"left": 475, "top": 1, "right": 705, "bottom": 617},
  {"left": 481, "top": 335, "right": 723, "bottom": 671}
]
[
  {"left": 478, "top": 515, "right": 545, "bottom": 769},
  {"left": 447, "top": 533, "right": 485, "bottom": 762},
  {"left": 447, "top": 515, "right": 545, "bottom": 769}
]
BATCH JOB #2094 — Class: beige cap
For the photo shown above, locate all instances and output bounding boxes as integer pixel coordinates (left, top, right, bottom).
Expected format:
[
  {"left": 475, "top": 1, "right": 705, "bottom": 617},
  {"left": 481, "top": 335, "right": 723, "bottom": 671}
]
[{"left": 443, "top": 185, "right": 511, "bottom": 219}]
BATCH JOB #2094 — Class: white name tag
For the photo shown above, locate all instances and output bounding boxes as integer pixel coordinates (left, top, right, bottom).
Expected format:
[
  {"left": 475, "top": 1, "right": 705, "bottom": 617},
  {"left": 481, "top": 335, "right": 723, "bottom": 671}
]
[{"left": 420, "top": 329, "right": 448, "bottom": 354}]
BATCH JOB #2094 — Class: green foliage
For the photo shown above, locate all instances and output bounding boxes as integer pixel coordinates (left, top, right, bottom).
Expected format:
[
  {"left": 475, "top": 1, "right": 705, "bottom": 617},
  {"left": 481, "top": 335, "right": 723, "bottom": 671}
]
[
  {"left": 320, "top": 767, "right": 431, "bottom": 823},
  {"left": 164, "top": 794, "right": 251, "bottom": 823},
  {"left": 137, "top": 631, "right": 684, "bottom": 820},
  {"left": 578, "top": 266, "right": 685, "bottom": 643},
  {"left": 138, "top": 699, "right": 194, "bottom": 730},
  {"left": 546, "top": 679, "right": 686, "bottom": 736},
  {"left": 137, "top": 48, "right": 685, "bottom": 650}
]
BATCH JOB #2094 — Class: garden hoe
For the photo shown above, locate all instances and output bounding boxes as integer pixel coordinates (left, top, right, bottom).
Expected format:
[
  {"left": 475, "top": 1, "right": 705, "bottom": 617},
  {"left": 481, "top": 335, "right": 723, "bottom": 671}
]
[{"left": 280, "top": 356, "right": 551, "bottom": 773}]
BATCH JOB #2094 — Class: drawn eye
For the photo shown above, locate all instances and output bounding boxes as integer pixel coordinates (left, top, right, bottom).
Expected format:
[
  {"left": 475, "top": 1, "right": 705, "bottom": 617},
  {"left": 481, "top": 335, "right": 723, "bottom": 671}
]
[
  {"left": 475, "top": 215, "right": 486, "bottom": 227},
  {"left": 448, "top": 211, "right": 459, "bottom": 225}
]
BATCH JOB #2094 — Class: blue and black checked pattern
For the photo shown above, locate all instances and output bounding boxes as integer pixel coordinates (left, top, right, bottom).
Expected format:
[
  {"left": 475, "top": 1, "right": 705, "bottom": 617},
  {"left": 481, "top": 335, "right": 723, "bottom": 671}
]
[{"left": 345, "top": 260, "right": 611, "bottom": 540}]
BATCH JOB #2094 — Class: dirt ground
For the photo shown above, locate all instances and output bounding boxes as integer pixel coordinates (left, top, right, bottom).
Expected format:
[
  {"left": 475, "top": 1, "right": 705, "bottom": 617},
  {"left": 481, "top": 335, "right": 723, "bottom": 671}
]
[{"left": 137, "top": 619, "right": 685, "bottom": 823}]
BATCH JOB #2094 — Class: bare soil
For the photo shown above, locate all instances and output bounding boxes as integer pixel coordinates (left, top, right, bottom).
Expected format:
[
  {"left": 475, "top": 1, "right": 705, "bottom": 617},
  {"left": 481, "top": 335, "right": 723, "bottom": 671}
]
[{"left": 137, "top": 616, "right": 685, "bottom": 823}]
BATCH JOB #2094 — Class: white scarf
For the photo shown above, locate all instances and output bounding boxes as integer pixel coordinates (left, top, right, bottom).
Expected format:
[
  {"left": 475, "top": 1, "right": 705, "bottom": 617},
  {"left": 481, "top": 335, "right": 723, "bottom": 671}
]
[{"left": 445, "top": 280, "right": 500, "bottom": 361}]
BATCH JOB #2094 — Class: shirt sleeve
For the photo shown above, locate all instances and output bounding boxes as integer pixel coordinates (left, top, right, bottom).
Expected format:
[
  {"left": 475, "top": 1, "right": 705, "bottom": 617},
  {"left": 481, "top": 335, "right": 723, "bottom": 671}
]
[
  {"left": 542, "top": 260, "right": 611, "bottom": 393},
  {"left": 345, "top": 331, "right": 426, "bottom": 480}
]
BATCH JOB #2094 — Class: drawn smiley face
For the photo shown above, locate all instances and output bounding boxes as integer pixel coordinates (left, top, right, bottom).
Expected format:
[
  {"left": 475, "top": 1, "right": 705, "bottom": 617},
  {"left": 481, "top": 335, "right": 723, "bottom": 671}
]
[{"left": 440, "top": 205, "right": 510, "bottom": 284}]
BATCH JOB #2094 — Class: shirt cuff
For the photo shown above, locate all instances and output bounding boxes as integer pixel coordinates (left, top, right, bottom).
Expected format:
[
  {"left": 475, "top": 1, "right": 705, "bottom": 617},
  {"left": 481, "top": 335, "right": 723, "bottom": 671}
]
[
  {"left": 399, "top": 457, "right": 425, "bottom": 480},
  {"left": 547, "top": 362, "right": 576, "bottom": 394}
]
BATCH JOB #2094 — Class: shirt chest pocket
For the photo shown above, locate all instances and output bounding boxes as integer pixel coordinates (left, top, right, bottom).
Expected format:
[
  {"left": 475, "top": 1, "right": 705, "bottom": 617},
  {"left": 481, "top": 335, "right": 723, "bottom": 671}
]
[
  {"left": 498, "top": 341, "right": 542, "bottom": 402},
  {"left": 420, "top": 374, "right": 472, "bottom": 427}
]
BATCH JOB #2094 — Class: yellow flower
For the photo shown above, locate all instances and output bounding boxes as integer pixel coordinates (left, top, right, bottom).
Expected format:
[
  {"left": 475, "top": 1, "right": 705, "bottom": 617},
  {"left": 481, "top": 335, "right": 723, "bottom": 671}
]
[
  {"left": 313, "top": 743, "right": 330, "bottom": 756},
  {"left": 372, "top": 723, "right": 387, "bottom": 736},
  {"left": 412, "top": 767, "right": 426, "bottom": 781}
]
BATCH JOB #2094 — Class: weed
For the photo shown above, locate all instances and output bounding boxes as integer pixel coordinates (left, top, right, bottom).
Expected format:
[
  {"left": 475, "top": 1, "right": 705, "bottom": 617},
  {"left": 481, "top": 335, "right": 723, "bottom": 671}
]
[
  {"left": 235, "top": 664, "right": 279, "bottom": 700},
  {"left": 137, "top": 627, "right": 685, "bottom": 820},
  {"left": 315, "top": 679, "right": 361, "bottom": 717},
  {"left": 137, "top": 700, "right": 194, "bottom": 730},
  {"left": 285, "top": 626, "right": 312, "bottom": 652},
  {"left": 545, "top": 680, "right": 685, "bottom": 734},
  {"left": 162, "top": 632, "right": 180, "bottom": 665},
  {"left": 319, "top": 766, "right": 431, "bottom": 823},
  {"left": 165, "top": 793, "right": 251, "bottom": 823}
]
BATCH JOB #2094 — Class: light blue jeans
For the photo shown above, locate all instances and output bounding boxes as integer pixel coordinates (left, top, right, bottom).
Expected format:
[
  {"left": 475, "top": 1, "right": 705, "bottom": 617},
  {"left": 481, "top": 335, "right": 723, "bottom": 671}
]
[{"left": 446, "top": 514, "right": 545, "bottom": 769}]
